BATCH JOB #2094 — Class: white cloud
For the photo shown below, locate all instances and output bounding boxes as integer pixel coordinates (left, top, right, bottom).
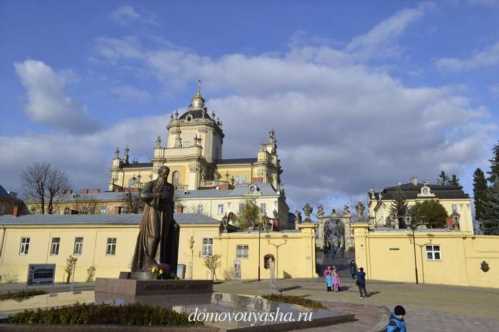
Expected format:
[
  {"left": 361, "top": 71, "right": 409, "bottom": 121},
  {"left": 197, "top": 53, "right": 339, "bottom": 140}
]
[
  {"left": 110, "top": 5, "right": 157, "bottom": 26},
  {"left": 111, "top": 85, "right": 152, "bottom": 102},
  {"left": 435, "top": 41, "right": 499, "bottom": 71},
  {"left": 346, "top": 3, "right": 432, "bottom": 60},
  {"left": 14, "top": 59, "right": 99, "bottom": 134},
  {"left": 0, "top": 114, "right": 168, "bottom": 195},
  {"left": 3, "top": 7, "right": 496, "bottom": 210},
  {"left": 70, "top": 36, "right": 499, "bottom": 206}
]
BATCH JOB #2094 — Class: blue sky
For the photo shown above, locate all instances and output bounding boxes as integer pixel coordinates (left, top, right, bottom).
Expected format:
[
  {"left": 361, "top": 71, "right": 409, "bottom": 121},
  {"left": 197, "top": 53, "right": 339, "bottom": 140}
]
[{"left": 1, "top": 0, "right": 499, "bottom": 211}]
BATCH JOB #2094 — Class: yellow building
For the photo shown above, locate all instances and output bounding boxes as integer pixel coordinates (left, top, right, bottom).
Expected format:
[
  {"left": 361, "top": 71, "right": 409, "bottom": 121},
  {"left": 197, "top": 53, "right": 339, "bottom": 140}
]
[
  {"left": 109, "top": 86, "right": 282, "bottom": 194},
  {"left": 353, "top": 222, "right": 499, "bottom": 288},
  {"left": 0, "top": 214, "right": 316, "bottom": 284},
  {"left": 368, "top": 178, "right": 474, "bottom": 234},
  {"left": 28, "top": 183, "right": 289, "bottom": 229}
]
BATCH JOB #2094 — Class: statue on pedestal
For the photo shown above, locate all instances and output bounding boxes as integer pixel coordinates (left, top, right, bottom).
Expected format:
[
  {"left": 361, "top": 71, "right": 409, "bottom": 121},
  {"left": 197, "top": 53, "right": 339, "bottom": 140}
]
[
  {"left": 131, "top": 166, "right": 178, "bottom": 274},
  {"left": 355, "top": 201, "right": 365, "bottom": 219},
  {"left": 303, "top": 203, "right": 313, "bottom": 222},
  {"left": 317, "top": 205, "right": 325, "bottom": 218}
]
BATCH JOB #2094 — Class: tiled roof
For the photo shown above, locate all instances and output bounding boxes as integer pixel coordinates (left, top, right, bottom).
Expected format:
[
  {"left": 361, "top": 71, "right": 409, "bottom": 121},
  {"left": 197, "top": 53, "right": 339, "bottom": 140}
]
[
  {"left": 176, "top": 183, "right": 278, "bottom": 199},
  {"left": 54, "top": 191, "right": 132, "bottom": 202},
  {"left": 217, "top": 158, "right": 257, "bottom": 165},
  {"left": 0, "top": 213, "right": 220, "bottom": 226},
  {"left": 376, "top": 183, "right": 469, "bottom": 200},
  {"left": 50, "top": 183, "right": 278, "bottom": 203}
]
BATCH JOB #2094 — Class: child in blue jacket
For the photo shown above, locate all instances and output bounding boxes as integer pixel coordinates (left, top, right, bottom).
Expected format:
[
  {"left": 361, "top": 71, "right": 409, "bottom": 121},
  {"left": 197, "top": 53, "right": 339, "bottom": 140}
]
[{"left": 386, "top": 305, "right": 407, "bottom": 332}]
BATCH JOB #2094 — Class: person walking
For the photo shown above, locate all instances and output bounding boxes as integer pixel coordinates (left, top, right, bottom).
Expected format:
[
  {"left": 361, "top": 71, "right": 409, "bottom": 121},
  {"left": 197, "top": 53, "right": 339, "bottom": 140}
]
[
  {"left": 350, "top": 259, "right": 357, "bottom": 279},
  {"left": 332, "top": 266, "right": 342, "bottom": 292},
  {"left": 356, "top": 267, "right": 368, "bottom": 298},
  {"left": 385, "top": 305, "right": 407, "bottom": 332},
  {"left": 323, "top": 266, "right": 333, "bottom": 292}
]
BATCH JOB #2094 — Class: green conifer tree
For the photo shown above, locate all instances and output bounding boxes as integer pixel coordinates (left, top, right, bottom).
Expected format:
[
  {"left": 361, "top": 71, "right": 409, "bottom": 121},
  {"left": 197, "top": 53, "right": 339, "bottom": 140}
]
[
  {"left": 450, "top": 174, "right": 460, "bottom": 187},
  {"left": 438, "top": 171, "right": 449, "bottom": 185},
  {"left": 481, "top": 142, "right": 499, "bottom": 234},
  {"left": 390, "top": 186, "right": 408, "bottom": 228},
  {"left": 473, "top": 168, "right": 487, "bottom": 222}
]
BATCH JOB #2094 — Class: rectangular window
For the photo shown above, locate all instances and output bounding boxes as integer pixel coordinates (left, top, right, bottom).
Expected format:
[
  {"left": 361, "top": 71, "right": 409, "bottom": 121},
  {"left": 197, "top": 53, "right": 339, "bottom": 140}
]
[
  {"left": 260, "top": 203, "right": 266, "bottom": 215},
  {"left": 100, "top": 207, "right": 107, "bottom": 214},
  {"left": 19, "top": 237, "right": 30, "bottom": 255},
  {"left": 426, "top": 245, "right": 441, "bottom": 260},
  {"left": 236, "top": 244, "right": 249, "bottom": 258},
  {"left": 217, "top": 204, "right": 224, "bottom": 215},
  {"left": 50, "top": 237, "right": 60, "bottom": 256},
  {"left": 73, "top": 237, "right": 84, "bottom": 255},
  {"left": 197, "top": 204, "right": 204, "bottom": 215},
  {"left": 106, "top": 238, "right": 117, "bottom": 256},
  {"left": 202, "top": 238, "right": 213, "bottom": 256}
]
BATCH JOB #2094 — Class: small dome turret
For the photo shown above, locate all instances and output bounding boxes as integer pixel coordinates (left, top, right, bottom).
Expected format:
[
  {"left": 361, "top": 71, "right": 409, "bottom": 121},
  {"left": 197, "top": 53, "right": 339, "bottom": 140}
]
[{"left": 191, "top": 80, "right": 205, "bottom": 109}]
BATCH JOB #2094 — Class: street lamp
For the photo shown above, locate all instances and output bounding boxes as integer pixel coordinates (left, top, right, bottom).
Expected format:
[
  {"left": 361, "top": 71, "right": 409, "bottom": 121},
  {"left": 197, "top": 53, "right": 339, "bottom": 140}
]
[{"left": 257, "top": 221, "right": 262, "bottom": 281}]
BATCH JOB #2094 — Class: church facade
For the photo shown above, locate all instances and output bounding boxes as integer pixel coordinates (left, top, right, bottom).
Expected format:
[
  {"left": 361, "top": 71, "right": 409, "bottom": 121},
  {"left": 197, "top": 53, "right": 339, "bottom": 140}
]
[
  {"left": 27, "top": 87, "right": 290, "bottom": 227},
  {"left": 109, "top": 87, "right": 282, "bottom": 193}
]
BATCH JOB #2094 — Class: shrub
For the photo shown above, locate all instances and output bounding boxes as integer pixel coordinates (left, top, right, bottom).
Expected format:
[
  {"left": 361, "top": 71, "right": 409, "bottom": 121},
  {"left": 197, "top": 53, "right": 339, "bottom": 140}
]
[
  {"left": 262, "top": 294, "right": 326, "bottom": 309},
  {"left": 0, "top": 290, "right": 47, "bottom": 302},
  {"left": 7, "top": 303, "right": 200, "bottom": 326},
  {"left": 65, "top": 255, "right": 78, "bottom": 283},
  {"left": 203, "top": 254, "right": 221, "bottom": 281}
]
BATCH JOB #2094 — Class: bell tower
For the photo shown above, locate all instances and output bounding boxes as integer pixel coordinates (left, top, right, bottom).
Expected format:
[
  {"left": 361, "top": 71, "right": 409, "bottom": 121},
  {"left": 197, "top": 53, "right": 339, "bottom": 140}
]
[{"left": 166, "top": 82, "right": 224, "bottom": 163}]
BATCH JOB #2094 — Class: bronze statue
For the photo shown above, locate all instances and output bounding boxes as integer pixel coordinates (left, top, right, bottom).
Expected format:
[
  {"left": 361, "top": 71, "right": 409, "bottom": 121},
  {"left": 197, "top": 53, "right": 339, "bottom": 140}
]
[{"left": 131, "top": 166, "right": 178, "bottom": 273}]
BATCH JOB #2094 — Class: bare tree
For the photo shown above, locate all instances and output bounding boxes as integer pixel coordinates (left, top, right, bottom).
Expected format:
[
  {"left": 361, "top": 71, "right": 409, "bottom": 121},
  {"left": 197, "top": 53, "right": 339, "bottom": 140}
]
[
  {"left": 47, "top": 168, "right": 70, "bottom": 214},
  {"left": 22, "top": 163, "right": 51, "bottom": 214},
  {"left": 22, "top": 163, "right": 70, "bottom": 214}
]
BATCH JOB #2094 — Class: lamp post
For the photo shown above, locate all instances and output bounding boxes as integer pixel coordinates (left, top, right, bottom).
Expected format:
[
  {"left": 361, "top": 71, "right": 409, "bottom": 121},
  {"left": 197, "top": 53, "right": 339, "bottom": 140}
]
[
  {"left": 257, "top": 220, "right": 262, "bottom": 281},
  {"left": 189, "top": 236, "right": 195, "bottom": 280}
]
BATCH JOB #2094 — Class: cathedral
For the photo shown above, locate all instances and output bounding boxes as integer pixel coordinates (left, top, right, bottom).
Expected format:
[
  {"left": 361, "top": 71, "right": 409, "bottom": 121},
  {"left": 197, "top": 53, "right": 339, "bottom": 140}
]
[
  {"left": 106, "top": 86, "right": 289, "bottom": 227},
  {"left": 109, "top": 86, "right": 283, "bottom": 193}
]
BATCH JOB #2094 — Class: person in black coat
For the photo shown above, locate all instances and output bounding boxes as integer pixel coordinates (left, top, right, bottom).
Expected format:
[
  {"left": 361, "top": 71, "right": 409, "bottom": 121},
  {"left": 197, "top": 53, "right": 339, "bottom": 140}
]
[{"left": 356, "top": 267, "right": 368, "bottom": 298}]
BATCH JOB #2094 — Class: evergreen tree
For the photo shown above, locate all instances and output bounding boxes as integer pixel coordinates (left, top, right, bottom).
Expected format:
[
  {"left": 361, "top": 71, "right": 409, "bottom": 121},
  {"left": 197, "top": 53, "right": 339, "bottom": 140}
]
[
  {"left": 482, "top": 142, "right": 499, "bottom": 234},
  {"left": 488, "top": 141, "right": 499, "bottom": 186},
  {"left": 473, "top": 168, "right": 488, "bottom": 221},
  {"left": 449, "top": 174, "right": 460, "bottom": 187},
  {"left": 237, "top": 200, "right": 260, "bottom": 230},
  {"left": 481, "top": 187, "right": 499, "bottom": 235},
  {"left": 390, "top": 186, "right": 408, "bottom": 228},
  {"left": 438, "top": 171, "right": 449, "bottom": 185},
  {"left": 409, "top": 200, "right": 448, "bottom": 228}
]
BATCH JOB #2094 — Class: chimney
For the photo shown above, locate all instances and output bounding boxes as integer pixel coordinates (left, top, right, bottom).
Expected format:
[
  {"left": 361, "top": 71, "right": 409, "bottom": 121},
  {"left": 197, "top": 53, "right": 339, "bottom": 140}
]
[{"left": 410, "top": 177, "right": 418, "bottom": 186}]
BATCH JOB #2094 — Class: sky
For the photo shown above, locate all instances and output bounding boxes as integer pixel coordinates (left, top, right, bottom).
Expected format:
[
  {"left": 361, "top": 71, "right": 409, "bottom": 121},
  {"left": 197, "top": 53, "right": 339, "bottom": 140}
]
[{"left": 1, "top": 0, "right": 499, "bottom": 211}]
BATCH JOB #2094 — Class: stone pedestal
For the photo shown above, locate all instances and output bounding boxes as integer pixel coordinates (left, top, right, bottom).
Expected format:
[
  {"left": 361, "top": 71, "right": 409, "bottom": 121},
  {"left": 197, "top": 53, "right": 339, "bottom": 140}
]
[{"left": 95, "top": 278, "right": 213, "bottom": 296}]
